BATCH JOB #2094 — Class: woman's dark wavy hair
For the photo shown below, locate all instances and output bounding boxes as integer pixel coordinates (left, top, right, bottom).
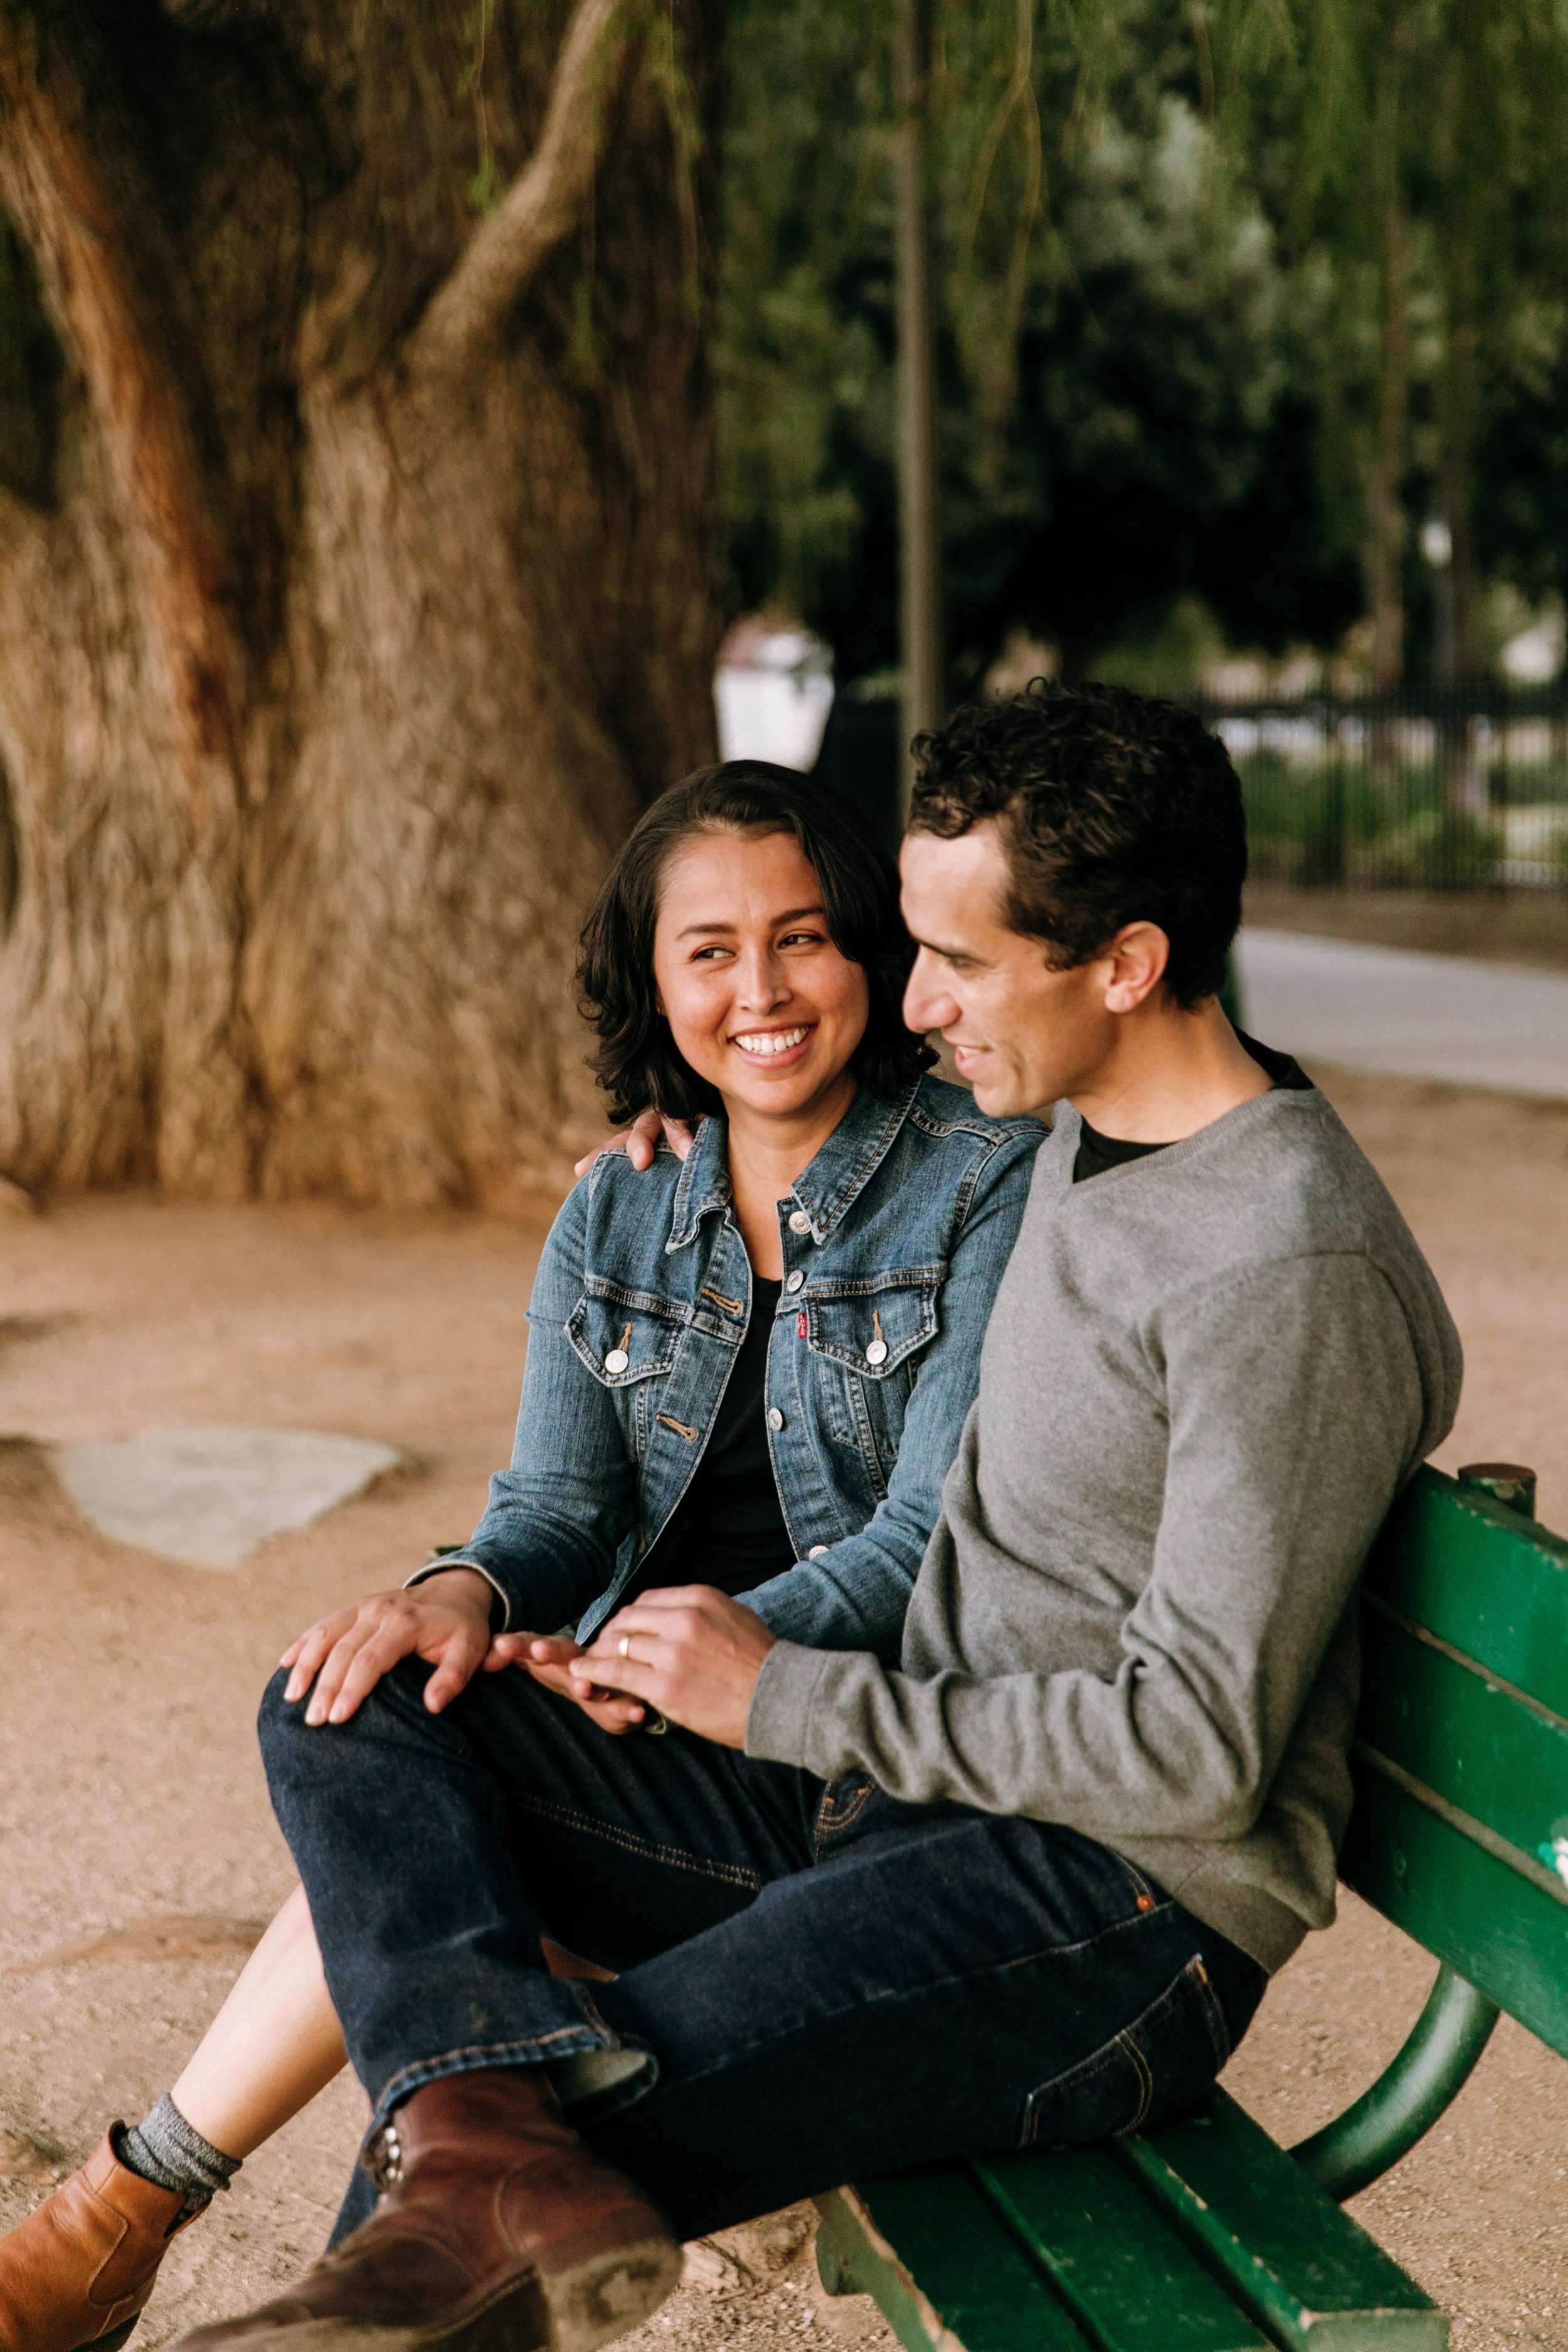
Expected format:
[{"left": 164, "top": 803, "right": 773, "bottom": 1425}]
[{"left": 578, "top": 761, "right": 935, "bottom": 1124}]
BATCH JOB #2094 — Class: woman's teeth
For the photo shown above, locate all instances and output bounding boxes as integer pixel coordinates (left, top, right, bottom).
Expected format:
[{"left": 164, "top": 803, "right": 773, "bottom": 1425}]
[{"left": 734, "top": 1026, "right": 810, "bottom": 1057}]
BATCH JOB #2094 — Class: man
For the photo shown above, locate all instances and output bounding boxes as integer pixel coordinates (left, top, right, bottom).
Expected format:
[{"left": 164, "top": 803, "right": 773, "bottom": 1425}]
[{"left": 186, "top": 682, "right": 1459, "bottom": 2352}]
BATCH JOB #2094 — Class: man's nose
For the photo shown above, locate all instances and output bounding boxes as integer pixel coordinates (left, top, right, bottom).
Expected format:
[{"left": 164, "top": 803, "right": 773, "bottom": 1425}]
[{"left": 903, "top": 947, "right": 956, "bottom": 1035}]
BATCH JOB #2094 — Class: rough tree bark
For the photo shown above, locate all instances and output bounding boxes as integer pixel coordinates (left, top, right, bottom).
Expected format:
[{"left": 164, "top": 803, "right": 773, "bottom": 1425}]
[{"left": 0, "top": 0, "right": 722, "bottom": 1205}]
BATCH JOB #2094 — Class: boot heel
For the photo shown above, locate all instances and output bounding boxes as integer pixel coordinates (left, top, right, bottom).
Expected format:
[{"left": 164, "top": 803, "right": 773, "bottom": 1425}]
[{"left": 92, "top": 2326, "right": 142, "bottom": 2352}]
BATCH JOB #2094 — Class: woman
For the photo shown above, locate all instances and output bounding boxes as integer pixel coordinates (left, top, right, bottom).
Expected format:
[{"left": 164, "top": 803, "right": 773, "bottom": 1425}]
[{"left": 1, "top": 763, "right": 1042, "bottom": 2352}]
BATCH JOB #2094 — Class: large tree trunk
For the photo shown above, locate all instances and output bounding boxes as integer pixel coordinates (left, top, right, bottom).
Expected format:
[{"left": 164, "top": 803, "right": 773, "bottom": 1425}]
[{"left": 0, "top": 0, "right": 721, "bottom": 1205}]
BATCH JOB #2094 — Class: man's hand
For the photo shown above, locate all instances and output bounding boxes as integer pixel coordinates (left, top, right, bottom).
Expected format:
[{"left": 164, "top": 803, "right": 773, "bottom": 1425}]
[
  {"left": 566, "top": 1587, "right": 777, "bottom": 1748},
  {"left": 485, "top": 1629, "right": 650, "bottom": 1735},
  {"left": 280, "top": 1567, "right": 495, "bottom": 1726},
  {"left": 573, "top": 1108, "right": 696, "bottom": 1180}
]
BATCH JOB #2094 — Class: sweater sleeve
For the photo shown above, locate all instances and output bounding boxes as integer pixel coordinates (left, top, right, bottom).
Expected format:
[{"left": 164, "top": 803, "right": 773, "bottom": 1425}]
[{"left": 746, "top": 1252, "right": 1433, "bottom": 1836}]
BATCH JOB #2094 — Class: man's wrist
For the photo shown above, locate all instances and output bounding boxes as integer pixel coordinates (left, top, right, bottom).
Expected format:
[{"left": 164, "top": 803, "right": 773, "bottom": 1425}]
[{"left": 414, "top": 1565, "right": 495, "bottom": 1619}]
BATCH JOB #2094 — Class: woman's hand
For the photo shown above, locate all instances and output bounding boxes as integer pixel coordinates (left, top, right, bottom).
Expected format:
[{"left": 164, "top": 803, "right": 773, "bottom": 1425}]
[
  {"left": 280, "top": 1567, "right": 495, "bottom": 1726},
  {"left": 485, "top": 1630, "right": 651, "bottom": 1735},
  {"left": 568, "top": 1587, "right": 778, "bottom": 1748}
]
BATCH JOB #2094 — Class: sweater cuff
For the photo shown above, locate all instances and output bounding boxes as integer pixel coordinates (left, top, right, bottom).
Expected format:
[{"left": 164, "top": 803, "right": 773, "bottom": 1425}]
[
  {"left": 745, "top": 1640, "right": 834, "bottom": 1767},
  {"left": 403, "top": 1554, "right": 511, "bottom": 1633}
]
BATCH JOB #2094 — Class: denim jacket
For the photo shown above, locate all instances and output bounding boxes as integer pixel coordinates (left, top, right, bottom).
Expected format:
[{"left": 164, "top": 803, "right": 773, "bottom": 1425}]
[{"left": 420, "top": 1078, "right": 1043, "bottom": 1655}]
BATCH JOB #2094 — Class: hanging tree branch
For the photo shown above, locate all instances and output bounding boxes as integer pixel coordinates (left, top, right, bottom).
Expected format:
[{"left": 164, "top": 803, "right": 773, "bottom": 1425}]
[
  {"left": 0, "top": 3, "right": 242, "bottom": 805},
  {"left": 410, "top": 0, "right": 638, "bottom": 384}
]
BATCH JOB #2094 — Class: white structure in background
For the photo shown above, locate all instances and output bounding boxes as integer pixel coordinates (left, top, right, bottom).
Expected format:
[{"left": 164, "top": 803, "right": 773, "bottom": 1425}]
[
  {"left": 714, "top": 617, "right": 835, "bottom": 772},
  {"left": 1499, "top": 606, "right": 1565, "bottom": 684}
]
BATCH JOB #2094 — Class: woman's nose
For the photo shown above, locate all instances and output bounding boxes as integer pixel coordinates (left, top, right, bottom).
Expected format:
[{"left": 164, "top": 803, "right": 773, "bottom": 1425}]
[{"left": 735, "top": 947, "right": 789, "bottom": 1009}]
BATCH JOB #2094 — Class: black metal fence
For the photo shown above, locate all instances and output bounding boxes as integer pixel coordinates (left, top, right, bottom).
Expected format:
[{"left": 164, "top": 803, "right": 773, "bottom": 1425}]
[
  {"left": 1189, "top": 692, "right": 1568, "bottom": 893},
  {"left": 812, "top": 683, "right": 1568, "bottom": 892}
]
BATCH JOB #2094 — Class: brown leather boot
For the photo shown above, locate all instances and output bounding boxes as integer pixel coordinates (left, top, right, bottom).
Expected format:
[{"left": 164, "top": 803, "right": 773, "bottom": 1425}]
[
  {"left": 174, "top": 2067, "right": 681, "bottom": 2352},
  {"left": 0, "top": 2130, "right": 196, "bottom": 2352}
]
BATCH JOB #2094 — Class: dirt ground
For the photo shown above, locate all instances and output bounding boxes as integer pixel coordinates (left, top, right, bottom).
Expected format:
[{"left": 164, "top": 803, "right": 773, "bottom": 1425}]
[{"left": 1, "top": 1064, "right": 1565, "bottom": 2351}]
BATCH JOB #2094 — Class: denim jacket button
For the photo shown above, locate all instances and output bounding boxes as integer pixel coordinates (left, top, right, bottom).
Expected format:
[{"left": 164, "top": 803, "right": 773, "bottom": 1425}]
[
  {"left": 785, "top": 1269, "right": 805, "bottom": 1293},
  {"left": 766, "top": 1407, "right": 785, "bottom": 1431},
  {"left": 808, "top": 1544, "right": 829, "bottom": 1558},
  {"left": 603, "top": 1348, "right": 630, "bottom": 1374},
  {"left": 864, "top": 1339, "right": 888, "bottom": 1365},
  {"left": 788, "top": 1209, "right": 812, "bottom": 1236}
]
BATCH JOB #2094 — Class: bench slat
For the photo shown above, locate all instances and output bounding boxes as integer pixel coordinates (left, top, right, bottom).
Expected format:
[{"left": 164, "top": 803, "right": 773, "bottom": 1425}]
[
  {"left": 971, "top": 2144, "right": 1267, "bottom": 2352},
  {"left": 1359, "top": 1604, "right": 1568, "bottom": 1867},
  {"left": 1341, "top": 1764, "right": 1568, "bottom": 2060},
  {"left": 815, "top": 2169, "right": 1089, "bottom": 2352},
  {"left": 1115, "top": 2089, "right": 1445, "bottom": 2351},
  {"left": 1364, "top": 1469, "right": 1568, "bottom": 1717}
]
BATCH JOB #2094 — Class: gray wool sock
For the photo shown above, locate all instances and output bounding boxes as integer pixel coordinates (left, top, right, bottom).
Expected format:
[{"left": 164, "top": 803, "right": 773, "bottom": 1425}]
[{"left": 114, "top": 2095, "right": 240, "bottom": 2215}]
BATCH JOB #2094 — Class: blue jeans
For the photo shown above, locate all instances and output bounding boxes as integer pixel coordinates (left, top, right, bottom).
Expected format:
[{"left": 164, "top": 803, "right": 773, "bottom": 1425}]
[{"left": 258, "top": 1663, "right": 1264, "bottom": 2247}]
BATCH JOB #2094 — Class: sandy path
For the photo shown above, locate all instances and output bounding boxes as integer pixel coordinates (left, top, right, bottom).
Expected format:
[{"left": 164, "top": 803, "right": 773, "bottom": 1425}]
[{"left": 1, "top": 1067, "right": 1564, "bottom": 2351}]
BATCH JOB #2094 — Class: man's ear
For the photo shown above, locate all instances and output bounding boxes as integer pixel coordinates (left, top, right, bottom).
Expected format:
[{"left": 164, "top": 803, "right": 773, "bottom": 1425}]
[{"left": 1102, "top": 922, "right": 1170, "bottom": 1014}]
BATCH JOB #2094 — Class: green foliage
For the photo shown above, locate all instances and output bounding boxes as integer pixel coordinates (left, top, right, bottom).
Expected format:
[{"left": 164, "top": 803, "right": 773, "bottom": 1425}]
[
  {"left": 717, "top": 0, "right": 1361, "bottom": 680},
  {"left": 718, "top": 0, "right": 1568, "bottom": 689}
]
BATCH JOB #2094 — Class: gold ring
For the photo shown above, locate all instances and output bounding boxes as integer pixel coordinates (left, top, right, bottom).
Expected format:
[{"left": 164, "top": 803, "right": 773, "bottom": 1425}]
[{"left": 619, "top": 1633, "right": 633, "bottom": 1659}]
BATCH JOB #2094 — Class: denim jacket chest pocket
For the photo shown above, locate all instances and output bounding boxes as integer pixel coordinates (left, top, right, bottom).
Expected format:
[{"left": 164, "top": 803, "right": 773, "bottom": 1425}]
[
  {"left": 798, "top": 1270, "right": 942, "bottom": 1500},
  {"left": 567, "top": 1282, "right": 691, "bottom": 1461}
]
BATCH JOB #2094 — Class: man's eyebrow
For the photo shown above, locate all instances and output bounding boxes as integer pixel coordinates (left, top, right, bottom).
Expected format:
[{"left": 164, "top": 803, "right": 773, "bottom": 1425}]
[
  {"left": 908, "top": 930, "right": 988, "bottom": 962},
  {"left": 675, "top": 904, "right": 826, "bottom": 940}
]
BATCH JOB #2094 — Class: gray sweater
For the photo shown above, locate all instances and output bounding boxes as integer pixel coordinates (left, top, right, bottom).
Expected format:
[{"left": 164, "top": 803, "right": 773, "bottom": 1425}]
[{"left": 746, "top": 1085, "right": 1461, "bottom": 1973}]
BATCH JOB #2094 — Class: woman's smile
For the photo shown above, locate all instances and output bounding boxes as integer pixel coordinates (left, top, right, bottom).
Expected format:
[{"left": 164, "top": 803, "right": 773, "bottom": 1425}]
[{"left": 730, "top": 1021, "right": 817, "bottom": 1065}]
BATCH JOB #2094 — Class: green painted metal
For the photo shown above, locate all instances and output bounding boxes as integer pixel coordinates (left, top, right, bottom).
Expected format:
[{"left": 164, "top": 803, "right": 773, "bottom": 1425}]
[
  {"left": 971, "top": 2144, "right": 1266, "bottom": 2352},
  {"left": 1290, "top": 1965, "right": 1500, "bottom": 2202},
  {"left": 1363, "top": 1468, "right": 1568, "bottom": 1718},
  {"left": 1340, "top": 1763, "right": 1568, "bottom": 2060},
  {"left": 815, "top": 2171, "right": 1089, "bottom": 2352},
  {"left": 1116, "top": 2090, "right": 1445, "bottom": 2351},
  {"left": 1357, "top": 1603, "right": 1568, "bottom": 1868}
]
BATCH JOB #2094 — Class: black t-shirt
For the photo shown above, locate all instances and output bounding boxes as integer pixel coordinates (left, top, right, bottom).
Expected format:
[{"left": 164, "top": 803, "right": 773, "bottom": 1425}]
[
  {"left": 673, "top": 1276, "right": 797, "bottom": 1594},
  {"left": 1072, "top": 1032, "right": 1311, "bottom": 1184}
]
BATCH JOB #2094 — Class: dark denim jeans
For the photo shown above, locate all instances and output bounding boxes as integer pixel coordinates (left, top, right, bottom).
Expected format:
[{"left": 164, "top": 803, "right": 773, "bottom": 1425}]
[{"left": 258, "top": 1662, "right": 1265, "bottom": 2248}]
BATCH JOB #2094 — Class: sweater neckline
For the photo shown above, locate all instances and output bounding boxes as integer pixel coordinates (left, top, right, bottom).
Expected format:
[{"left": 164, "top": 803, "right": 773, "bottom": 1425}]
[{"left": 1044, "top": 1081, "right": 1329, "bottom": 1193}]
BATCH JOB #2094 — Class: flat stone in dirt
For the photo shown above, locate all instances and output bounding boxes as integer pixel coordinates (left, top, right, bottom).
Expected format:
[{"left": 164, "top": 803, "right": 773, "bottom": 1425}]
[{"left": 49, "top": 1424, "right": 406, "bottom": 1569}]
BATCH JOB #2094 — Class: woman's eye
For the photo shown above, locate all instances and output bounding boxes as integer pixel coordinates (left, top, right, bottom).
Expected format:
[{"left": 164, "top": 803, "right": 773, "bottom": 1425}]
[{"left": 780, "top": 929, "right": 827, "bottom": 948}]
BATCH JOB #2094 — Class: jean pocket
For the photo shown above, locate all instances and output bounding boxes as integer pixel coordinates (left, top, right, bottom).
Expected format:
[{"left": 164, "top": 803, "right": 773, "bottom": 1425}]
[
  {"left": 1020, "top": 1955, "right": 1230, "bottom": 2147},
  {"left": 812, "top": 1775, "right": 878, "bottom": 1851}
]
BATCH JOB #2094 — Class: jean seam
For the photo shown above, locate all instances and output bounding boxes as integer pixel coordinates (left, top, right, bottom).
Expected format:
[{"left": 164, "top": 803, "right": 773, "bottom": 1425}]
[
  {"left": 1115, "top": 2030, "right": 1155, "bottom": 2135},
  {"left": 507, "top": 1791, "right": 764, "bottom": 1892},
  {"left": 1190, "top": 1956, "right": 1233, "bottom": 2069},
  {"left": 663, "top": 1899, "right": 1175, "bottom": 2101}
]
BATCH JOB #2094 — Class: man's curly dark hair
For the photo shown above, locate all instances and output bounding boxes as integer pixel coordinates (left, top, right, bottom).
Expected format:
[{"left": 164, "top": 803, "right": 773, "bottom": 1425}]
[{"left": 909, "top": 680, "right": 1246, "bottom": 1007}]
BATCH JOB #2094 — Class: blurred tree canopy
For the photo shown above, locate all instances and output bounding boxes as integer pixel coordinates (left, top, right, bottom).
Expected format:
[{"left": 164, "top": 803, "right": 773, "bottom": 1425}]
[{"left": 718, "top": 0, "right": 1568, "bottom": 689}]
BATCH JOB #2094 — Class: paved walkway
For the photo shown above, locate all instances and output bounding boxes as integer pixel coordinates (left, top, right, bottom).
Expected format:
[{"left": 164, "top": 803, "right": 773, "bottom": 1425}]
[{"left": 1236, "top": 926, "right": 1568, "bottom": 1098}]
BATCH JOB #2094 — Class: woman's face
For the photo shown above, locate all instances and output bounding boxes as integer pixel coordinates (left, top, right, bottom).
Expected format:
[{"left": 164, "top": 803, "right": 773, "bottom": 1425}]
[{"left": 652, "top": 828, "right": 871, "bottom": 1122}]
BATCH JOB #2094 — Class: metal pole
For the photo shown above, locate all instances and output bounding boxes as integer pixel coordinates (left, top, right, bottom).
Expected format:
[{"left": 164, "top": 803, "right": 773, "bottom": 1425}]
[{"left": 894, "top": 0, "right": 943, "bottom": 816}]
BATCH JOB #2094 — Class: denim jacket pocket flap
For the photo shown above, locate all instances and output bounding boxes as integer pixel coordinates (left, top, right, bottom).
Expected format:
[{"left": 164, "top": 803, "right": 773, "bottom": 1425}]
[
  {"left": 801, "top": 1274, "right": 940, "bottom": 1378},
  {"left": 568, "top": 1289, "right": 685, "bottom": 1385}
]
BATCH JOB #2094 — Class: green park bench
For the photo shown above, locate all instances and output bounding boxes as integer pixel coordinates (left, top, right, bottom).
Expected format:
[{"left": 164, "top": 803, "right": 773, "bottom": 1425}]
[{"left": 814, "top": 1459, "right": 1568, "bottom": 2352}]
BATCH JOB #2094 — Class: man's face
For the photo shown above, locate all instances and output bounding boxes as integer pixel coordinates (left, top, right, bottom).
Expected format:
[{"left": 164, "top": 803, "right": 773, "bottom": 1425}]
[{"left": 899, "top": 824, "right": 1115, "bottom": 1118}]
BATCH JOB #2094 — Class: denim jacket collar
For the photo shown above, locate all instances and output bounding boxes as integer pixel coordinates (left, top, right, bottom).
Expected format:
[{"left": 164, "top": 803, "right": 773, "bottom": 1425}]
[{"left": 666, "top": 1080, "right": 924, "bottom": 1253}]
